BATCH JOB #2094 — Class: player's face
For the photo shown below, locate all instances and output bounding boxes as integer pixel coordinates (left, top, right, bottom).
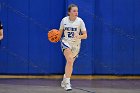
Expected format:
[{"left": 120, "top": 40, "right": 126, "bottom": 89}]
[{"left": 69, "top": 7, "right": 78, "bottom": 17}]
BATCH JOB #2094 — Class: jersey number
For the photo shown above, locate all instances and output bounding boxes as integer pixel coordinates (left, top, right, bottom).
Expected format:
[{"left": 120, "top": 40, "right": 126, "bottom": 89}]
[{"left": 68, "top": 32, "right": 74, "bottom": 38}]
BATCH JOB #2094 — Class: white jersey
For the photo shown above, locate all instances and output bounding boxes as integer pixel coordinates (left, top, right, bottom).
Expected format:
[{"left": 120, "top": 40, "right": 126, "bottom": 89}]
[
  {"left": 60, "top": 16, "right": 87, "bottom": 57},
  {"left": 59, "top": 16, "right": 86, "bottom": 43}
]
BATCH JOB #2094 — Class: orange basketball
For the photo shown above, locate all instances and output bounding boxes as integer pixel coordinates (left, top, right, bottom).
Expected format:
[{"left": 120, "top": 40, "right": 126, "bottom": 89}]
[{"left": 48, "top": 29, "right": 61, "bottom": 43}]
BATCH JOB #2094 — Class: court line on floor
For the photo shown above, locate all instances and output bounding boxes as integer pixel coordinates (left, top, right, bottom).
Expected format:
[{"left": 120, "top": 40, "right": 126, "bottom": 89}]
[{"left": 73, "top": 87, "right": 95, "bottom": 93}]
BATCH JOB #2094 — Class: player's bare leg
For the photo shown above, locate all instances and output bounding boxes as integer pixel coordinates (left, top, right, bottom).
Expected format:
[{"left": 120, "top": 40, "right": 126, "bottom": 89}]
[
  {"left": 61, "top": 48, "right": 75, "bottom": 91},
  {"left": 64, "top": 48, "right": 74, "bottom": 78}
]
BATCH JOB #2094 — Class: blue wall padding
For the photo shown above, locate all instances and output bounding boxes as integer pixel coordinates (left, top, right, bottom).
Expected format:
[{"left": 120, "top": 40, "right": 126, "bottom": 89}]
[{"left": 0, "top": 0, "right": 139, "bottom": 75}]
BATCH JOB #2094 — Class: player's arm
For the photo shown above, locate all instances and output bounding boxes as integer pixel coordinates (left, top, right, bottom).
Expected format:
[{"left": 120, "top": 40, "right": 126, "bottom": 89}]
[
  {"left": 59, "top": 29, "right": 64, "bottom": 38},
  {"left": 79, "top": 31, "right": 87, "bottom": 39},
  {"left": 79, "top": 19, "right": 87, "bottom": 39},
  {"left": 75, "top": 19, "right": 87, "bottom": 39},
  {"left": 0, "top": 24, "right": 3, "bottom": 40},
  {"left": 59, "top": 19, "right": 64, "bottom": 38}
]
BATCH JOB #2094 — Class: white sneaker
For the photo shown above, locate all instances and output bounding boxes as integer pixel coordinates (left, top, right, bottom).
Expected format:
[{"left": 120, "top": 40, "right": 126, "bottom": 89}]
[
  {"left": 61, "top": 80, "right": 65, "bottom": 88},
  {"left": 61, "top": 80, "right": 72, "bottom": 91}
]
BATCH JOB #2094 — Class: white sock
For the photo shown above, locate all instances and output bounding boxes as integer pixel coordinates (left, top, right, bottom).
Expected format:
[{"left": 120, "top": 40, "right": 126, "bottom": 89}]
[
  {"left": 63, "top": 74, "right": 66, "bottom": 81},
  {"left": 64, "top": 78, "right": 70, "bottom": 83},
  {"left": 63, "top": 74, "right": 71, "bottom": 83}
]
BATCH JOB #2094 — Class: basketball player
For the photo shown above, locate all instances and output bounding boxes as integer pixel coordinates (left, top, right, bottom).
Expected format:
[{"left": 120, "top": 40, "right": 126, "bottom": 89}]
[{"left": 59, "top": 4, "right": 87, "bottom": 91}]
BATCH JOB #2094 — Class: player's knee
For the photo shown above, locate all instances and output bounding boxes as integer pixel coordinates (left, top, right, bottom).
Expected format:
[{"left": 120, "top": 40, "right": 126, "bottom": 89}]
[
  {"left": 68, "top": 56, "right": 73, "bottom": 62},
  {"left": 67, "top": 56, "right": 74, "bottom": 66},
  {"left": 67, "top": 61, "right": 73, "bottom": 67}
]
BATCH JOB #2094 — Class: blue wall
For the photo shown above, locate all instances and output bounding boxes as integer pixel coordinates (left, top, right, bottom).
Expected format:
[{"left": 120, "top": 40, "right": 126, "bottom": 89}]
[{"left": 0, "top": 0, "right": 140, "bottom": 75}]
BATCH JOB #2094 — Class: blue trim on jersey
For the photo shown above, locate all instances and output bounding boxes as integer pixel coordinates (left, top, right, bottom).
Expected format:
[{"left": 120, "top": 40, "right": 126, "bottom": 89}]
[
  {"left": 61, "top": 42, "right": 69, "bottom": 48},
  {"left": 61, "top": 41, "right": 70, "bottom": 53}
]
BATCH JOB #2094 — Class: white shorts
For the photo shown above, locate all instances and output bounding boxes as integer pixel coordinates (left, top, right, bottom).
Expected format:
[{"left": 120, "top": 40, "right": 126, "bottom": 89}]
[{"left": 61, "top": 38, "right": 81, "bottom": 58}]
